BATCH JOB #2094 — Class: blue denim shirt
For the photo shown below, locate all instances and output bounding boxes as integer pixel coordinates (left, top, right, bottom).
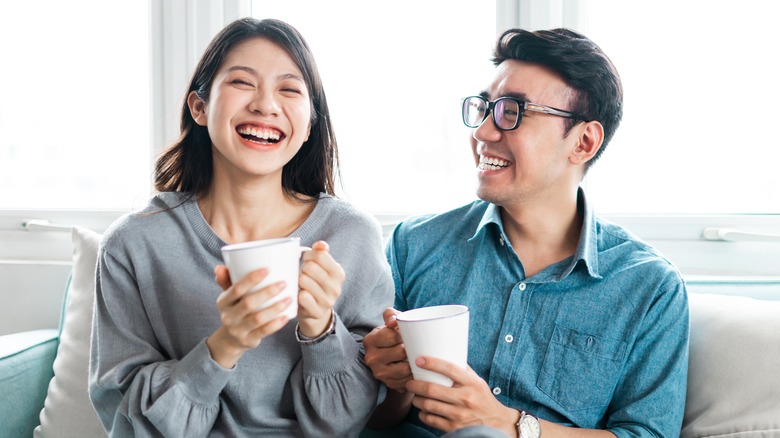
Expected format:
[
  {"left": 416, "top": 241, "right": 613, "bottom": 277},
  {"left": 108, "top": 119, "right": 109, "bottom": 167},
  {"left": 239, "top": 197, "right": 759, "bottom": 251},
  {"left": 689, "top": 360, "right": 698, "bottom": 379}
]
[{"left": 387, "top": 190, "right": 689, "bottom": 437}]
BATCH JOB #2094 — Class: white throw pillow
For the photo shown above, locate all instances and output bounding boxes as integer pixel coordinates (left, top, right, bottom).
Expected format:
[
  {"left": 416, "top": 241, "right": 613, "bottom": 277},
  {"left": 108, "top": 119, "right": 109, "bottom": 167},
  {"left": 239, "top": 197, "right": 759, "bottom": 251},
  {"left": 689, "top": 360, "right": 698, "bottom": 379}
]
[
  {"left": 35, "top": 227, "right": 107, "bottom": 437},
  {"left": 681, "top": 293, "right": 780, "bottom": 438}
]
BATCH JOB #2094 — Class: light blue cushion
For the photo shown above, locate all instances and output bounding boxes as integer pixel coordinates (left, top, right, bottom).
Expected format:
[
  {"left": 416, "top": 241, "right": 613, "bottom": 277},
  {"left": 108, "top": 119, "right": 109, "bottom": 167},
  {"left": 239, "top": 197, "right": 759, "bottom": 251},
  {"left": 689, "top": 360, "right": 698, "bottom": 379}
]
[{"left": 0, "top": 329, "right": 59, "bottom": 438}]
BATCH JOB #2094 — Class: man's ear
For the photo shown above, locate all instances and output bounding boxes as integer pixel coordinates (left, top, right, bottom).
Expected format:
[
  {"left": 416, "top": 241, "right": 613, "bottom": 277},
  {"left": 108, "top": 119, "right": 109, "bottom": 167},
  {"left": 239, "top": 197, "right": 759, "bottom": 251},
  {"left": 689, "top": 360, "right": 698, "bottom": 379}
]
[
  {"left": 187, "top": 91, "right": 208, "bottom": 126},
  {"left": 570, "top": 120, "right": 604, "bottom": 165}
]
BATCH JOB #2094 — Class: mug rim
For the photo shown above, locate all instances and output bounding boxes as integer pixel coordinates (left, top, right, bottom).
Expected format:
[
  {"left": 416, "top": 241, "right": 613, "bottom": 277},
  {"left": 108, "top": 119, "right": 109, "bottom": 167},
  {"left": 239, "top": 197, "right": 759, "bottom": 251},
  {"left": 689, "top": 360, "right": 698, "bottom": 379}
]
[
  {"left": 221, "top": 237, "right": 300, "bottom": 253},
  {"left": 396, "top": 304, "right": 469, "bottom": 323}
]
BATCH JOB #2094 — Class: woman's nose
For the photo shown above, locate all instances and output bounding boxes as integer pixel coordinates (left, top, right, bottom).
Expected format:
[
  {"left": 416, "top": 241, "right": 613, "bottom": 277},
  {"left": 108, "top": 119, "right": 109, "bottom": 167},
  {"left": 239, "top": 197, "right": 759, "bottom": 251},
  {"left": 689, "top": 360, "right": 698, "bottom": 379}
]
[{"left": 248, "top": 91, "right": 280, "bottom": 116}]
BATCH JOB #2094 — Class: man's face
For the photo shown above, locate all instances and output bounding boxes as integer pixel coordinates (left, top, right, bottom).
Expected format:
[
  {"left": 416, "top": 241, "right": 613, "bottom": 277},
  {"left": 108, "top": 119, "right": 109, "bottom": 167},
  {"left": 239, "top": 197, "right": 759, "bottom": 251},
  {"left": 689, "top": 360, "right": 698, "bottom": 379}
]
[{"left": 471, "top": 60, "right": 585, "bottom": 208}]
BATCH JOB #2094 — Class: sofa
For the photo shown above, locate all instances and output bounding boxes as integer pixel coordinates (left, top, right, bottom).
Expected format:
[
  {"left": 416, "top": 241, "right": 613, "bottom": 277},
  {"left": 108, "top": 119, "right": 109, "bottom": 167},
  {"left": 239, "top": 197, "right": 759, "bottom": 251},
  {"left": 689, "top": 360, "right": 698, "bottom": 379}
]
[{"left": 2, "top": 227, "right": 779, "bottom": 438}]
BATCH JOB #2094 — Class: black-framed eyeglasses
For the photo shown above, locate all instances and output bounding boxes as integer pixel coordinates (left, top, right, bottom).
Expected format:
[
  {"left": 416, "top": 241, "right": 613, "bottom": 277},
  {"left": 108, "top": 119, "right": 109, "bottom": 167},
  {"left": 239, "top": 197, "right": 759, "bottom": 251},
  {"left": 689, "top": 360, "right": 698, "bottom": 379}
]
[{"left": 461, "top": 95, "right": 587, "bottom": 131}]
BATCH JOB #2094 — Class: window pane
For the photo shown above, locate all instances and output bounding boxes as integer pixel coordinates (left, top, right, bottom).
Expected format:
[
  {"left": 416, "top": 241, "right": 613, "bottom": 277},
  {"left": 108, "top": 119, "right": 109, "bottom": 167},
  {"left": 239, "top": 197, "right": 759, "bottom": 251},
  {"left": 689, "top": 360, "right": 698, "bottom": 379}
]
[
  {"left": 581, "top": 0, "right": 780, "bottom": 214},
  {"left": 0, "top": 1, "right": 150, "bottom": 210},
  {"left": 251, "top": 1, "right": 496, "bottom": 214}
]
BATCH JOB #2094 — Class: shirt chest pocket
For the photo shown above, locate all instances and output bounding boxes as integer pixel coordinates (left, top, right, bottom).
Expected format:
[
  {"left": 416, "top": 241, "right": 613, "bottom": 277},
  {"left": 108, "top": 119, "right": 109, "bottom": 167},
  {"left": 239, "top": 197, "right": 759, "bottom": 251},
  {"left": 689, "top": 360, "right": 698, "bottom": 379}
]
[{"left": 537, "top": 324, "right": 627, "bottom": 412}]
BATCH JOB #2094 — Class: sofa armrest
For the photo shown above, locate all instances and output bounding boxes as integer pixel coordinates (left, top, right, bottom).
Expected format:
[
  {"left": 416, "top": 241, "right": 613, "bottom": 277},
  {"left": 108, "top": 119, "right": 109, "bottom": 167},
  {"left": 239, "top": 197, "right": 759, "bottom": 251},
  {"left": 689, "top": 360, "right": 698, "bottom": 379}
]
[{"left": 0, "top": 329, "right": 59, "bottom": 437}]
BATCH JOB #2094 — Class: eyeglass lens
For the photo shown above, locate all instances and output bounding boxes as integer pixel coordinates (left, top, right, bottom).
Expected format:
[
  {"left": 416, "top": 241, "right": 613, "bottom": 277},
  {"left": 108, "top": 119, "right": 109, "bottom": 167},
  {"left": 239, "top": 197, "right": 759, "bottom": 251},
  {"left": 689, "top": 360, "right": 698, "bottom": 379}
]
[{"left": 463, "top": 97, "right": 520, "bottom": 130}]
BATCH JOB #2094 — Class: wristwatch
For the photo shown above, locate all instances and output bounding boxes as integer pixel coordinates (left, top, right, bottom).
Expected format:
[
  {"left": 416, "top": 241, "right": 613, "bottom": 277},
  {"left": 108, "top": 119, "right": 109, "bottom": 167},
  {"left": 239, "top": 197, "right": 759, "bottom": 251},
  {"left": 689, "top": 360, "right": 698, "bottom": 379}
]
[{"left": 517, "top": 410, "right": 541, "bottom": 438}]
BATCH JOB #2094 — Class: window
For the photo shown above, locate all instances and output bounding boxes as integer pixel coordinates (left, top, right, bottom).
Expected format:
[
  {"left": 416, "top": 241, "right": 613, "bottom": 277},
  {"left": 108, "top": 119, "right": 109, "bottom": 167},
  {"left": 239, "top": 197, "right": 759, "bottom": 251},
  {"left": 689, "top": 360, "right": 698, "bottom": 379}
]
[
  {"left": 251, "top": 0, "right": 496, "bottom": 214},
  {"left": 2, "top": 0, "right": 778, "bottom": 280},
  {"left": 580, "top": 0, "right": 780, "bottom": 215},
  {"left": 497, "top": 0, "right": 780, "bottom": 278},
  {"left": 0, "top": 1, "right": 151, "bottom": 210}
]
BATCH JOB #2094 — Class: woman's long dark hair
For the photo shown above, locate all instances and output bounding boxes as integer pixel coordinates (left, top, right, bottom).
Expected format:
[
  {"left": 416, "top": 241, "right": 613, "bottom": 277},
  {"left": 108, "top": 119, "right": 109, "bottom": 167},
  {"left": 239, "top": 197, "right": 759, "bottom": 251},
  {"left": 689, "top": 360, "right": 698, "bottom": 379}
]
[{"left": 154, "top": 18, "right": 339, "bottom": 200}]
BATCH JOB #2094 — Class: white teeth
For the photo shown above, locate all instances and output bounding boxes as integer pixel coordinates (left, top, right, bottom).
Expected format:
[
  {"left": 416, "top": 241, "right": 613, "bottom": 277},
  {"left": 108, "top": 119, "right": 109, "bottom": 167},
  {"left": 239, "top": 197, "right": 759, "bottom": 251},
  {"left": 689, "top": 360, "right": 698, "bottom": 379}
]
[
  {"left": 478, "top": 154, "right": 509, "bottom": 169},
  {"left": 238, "top": 127, "right": 282, "bottom": 141}
]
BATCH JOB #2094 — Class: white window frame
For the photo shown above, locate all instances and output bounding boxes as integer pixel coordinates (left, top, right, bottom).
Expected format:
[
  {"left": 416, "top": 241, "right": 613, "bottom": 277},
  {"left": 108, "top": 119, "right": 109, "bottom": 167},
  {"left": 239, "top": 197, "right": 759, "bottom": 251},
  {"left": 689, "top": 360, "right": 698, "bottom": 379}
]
[
  {"left": 2, "top": 0, "right": 779, "bottom": 276},
  {"left": 490, "top": 0, "right": 780, "bottom": 280}
]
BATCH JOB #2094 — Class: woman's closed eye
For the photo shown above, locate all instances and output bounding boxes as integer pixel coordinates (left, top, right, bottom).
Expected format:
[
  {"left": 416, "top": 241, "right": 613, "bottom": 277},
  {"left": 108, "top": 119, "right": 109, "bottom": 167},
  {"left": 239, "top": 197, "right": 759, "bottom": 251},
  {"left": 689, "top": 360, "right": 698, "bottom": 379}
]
[
  {"left": 231, "top": 79, "right": 253, "bottom": 87},
  {"left": 279, "top": 86, "right": 303, "bottom": 95}
]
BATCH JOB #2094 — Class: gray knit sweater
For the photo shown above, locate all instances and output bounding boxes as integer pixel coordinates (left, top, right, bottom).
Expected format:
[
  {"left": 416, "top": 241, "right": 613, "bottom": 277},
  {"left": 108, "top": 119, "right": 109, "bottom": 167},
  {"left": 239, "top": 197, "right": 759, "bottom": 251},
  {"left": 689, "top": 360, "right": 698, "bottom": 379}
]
[{"left": 89, "top": 192, "right": 394, "bottom": 437}]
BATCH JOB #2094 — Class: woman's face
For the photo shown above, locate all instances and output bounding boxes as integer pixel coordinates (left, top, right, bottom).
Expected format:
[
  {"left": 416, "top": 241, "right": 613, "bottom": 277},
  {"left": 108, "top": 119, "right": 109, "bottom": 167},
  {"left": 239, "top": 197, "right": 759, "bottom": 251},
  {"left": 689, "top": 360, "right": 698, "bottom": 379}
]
[{"left": 189, "top": 37, "right": 312, "bottom": 185}]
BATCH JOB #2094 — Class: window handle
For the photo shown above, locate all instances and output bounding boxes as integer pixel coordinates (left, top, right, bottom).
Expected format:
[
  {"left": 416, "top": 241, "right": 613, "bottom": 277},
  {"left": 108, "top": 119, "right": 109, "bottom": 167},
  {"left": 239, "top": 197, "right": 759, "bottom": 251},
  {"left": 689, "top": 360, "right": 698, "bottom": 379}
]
[
  {"left": 22, "top": 219, "right": 72, "bottom": 232},
  {"left": 702, "top": 227, "right": 780, "bottom": 242}
]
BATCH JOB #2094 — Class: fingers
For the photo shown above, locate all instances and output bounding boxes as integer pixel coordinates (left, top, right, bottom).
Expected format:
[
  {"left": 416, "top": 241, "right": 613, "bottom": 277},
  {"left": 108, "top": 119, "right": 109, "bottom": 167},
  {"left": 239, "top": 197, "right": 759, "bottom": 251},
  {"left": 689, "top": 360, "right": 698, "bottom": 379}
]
[
  {"left": 298, "top": 261, "right": 338, "bottom": 316},
  {"left": 364, "top": 330, "right": 408, "bottom": 363},
  {"left": 383, "top": 307, "right": 401, "bottom": 328},
  {"left": 310, "top": 240, "right": 329, "bottom": 251},
  {"left": 227, "top": 296, "right": 292, "bottom": 346},
  {"left": 364, "top": 321, "right": 405, "bottom": 350},
  {"left": 215, "top": 268, "right": 293, "bottom": 349},
  {"left": 364, "top": 324, "right": 413, "bottom": 392},
  {"left": 412, "top": 396, "right": 454, "bottom": 429},
  {"left": 216, "top": 268, "right": 268, "bottom": 308},
  {"left": 407, "top": 359, "right": 510, "bottom": 434},
  {"left": 214, "top": 265, "right": 232, "bottom": 291},
  {"left": 406, "top": 357, "right": 477, "bottom": 403},
  {"left": 298, "top": 241, "right": 345, "bottom": 318}
]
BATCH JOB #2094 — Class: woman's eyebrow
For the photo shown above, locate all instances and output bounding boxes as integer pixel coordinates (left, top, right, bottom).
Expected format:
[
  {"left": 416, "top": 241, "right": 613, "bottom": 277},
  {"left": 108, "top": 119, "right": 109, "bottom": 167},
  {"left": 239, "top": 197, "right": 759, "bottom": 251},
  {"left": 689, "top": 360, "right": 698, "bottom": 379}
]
[
  {"left": 226, "top": 65, "right": 257, "bottom": 75},
  {"left": 278, "top": 72, "right": 305, "bottom": 83},
  {"left": 225, "top": 65, "right": 304, "bottom": 82}
]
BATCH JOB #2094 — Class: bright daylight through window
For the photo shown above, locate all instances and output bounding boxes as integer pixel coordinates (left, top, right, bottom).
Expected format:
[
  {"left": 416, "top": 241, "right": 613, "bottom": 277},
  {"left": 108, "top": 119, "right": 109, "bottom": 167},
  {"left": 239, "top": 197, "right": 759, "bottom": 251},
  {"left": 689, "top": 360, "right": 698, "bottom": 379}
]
[
  {"left": 0, "top": 1, "right": 150, "bottom": 210},
  {"left": 581, "top": 0, "right": 780, "bottom": 214},
  {"left": 3, "top": 1, "right": 777, "bottom": 217},
  {"left": 251, "top": 0, "right": 496, "bottom": 215}
]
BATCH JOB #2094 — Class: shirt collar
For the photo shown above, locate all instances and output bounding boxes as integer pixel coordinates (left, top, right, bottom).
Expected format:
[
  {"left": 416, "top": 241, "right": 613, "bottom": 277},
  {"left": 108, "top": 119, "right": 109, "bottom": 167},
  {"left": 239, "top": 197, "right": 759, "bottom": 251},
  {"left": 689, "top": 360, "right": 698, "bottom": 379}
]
[
  {"left": 471, "top": 202, "right": 503, "bottom": 240},
  {"left": 469, "top": 187, "right": 601, "bottom": 280},
  {"left": 571, "top": 187, "right": 601, "bottom": 279}
]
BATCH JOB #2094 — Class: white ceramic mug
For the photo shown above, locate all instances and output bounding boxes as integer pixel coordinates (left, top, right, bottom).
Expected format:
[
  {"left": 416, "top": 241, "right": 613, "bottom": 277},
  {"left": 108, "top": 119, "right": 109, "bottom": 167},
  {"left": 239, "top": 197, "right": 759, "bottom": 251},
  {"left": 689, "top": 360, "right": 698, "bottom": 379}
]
[
  {"left": 396, "top": 304, "right": 470, "bottom": 387},
  {"left": 221, "top": 237, "right": 310, "bottom": 319}
]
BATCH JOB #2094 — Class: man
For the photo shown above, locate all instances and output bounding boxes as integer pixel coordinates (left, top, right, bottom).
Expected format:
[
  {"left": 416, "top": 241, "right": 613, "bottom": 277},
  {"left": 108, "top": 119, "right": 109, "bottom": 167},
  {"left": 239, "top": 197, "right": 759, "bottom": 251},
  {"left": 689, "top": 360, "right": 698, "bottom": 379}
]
[{"left": 363, "top": 28, "right": 689, "bottom": 438}]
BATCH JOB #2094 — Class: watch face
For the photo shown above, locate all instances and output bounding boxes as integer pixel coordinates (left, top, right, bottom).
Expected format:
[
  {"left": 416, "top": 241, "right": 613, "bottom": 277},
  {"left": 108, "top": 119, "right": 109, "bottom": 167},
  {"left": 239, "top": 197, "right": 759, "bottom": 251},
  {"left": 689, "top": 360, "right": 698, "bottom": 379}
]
[{"left": 520, "top": 414, "right": 541, "bottom": 438}]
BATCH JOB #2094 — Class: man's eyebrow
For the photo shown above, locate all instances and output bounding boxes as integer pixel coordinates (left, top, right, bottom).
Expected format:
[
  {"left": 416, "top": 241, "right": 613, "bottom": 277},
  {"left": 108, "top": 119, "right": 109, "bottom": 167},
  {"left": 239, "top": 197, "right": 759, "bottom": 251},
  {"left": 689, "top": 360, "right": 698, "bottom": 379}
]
[
  {"left": 225, "top": 66, "right": 304, "bottom": 82},
  {"left": 502, "top": 91, "right": 529, "bottom": 101},
  {"left": 478, "top": 90, "right": 529, "bottom": 101}
]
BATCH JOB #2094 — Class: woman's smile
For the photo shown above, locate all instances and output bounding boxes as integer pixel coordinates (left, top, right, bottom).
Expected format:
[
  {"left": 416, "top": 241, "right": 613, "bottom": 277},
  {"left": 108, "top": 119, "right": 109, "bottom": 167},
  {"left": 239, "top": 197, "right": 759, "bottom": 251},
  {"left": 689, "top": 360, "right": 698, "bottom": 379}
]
[{"left": 236, "top": 124, "right": 284, "bottom": 145}]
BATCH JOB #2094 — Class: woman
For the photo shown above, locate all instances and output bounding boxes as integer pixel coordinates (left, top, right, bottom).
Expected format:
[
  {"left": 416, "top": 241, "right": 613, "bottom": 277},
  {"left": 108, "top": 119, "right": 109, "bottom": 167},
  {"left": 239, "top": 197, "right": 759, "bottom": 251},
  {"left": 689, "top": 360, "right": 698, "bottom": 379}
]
[{"left": 89, "top": 18, "right": 393, "bottom": 437}]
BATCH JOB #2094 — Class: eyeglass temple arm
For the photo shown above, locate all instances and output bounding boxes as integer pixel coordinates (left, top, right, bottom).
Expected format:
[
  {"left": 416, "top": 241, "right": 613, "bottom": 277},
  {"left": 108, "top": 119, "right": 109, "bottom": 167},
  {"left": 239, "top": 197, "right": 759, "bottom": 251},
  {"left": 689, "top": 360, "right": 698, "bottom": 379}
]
[{"left": 525, "top": 103, "right": 583, "bottom": 120}]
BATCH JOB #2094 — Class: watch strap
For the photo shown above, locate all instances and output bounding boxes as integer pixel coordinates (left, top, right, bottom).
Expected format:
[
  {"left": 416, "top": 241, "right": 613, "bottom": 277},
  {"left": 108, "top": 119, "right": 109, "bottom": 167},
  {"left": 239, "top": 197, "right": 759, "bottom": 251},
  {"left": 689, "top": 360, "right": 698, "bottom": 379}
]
[{"left": 295, "top": 310, "right": 336, "bottom": 344}]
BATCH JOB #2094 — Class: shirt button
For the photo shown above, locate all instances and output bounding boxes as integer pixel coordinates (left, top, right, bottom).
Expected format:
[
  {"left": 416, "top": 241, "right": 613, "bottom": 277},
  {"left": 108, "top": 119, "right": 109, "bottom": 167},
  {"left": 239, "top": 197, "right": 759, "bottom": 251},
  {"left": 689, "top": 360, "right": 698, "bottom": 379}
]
[
  {"left": 518, "top": 282, "right": 527, "bottom": 291},
  {"left": 492, "top": 387, "right": 501, "bottom": 395},
  {"left": 505, "top": 334, "right": 514, "bottom": 343},
  {"left": 499, "top": 236, "right": 505, "bottom": 246}
]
